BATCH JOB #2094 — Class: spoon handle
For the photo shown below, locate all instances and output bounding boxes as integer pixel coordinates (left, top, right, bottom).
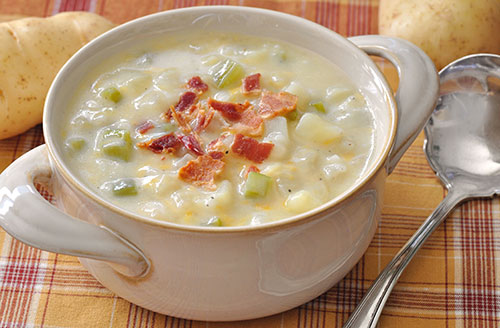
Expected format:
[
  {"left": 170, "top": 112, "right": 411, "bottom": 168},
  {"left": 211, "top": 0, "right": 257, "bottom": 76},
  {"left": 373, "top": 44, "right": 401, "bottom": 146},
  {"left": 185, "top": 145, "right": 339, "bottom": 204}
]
[{"left": 342, "top": 189, "right": 464, "bottom": 328}]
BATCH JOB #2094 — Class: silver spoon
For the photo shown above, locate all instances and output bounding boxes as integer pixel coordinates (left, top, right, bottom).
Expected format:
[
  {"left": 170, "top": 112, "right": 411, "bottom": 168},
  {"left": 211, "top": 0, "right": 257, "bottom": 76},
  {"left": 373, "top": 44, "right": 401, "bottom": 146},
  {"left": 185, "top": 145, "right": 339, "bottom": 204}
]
[{"left": 343, "top": 53, "right": 500, "bottom": 328}]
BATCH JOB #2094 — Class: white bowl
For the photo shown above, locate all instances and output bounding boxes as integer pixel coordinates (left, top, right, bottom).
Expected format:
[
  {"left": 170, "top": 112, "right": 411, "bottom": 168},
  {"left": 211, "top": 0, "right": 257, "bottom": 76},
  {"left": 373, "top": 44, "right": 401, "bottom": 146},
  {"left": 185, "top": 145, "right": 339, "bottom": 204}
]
[{"left": 0, "top": 6, "right": 438, "bottom": 321}]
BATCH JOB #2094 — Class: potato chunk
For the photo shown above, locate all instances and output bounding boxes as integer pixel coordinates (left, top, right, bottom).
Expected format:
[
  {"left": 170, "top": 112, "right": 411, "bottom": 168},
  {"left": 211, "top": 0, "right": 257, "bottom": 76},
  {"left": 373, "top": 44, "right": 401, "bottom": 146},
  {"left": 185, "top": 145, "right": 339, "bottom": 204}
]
[{"left": 295, "top": 113, "right": 342, "bottom": 145}]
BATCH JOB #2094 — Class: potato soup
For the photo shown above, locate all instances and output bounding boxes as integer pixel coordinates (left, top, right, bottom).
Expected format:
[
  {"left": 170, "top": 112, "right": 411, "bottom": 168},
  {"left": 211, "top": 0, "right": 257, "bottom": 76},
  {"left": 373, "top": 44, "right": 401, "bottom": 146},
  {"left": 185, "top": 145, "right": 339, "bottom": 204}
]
[{"left": 62, "top": 32, "right": 376, "bottom": 227}]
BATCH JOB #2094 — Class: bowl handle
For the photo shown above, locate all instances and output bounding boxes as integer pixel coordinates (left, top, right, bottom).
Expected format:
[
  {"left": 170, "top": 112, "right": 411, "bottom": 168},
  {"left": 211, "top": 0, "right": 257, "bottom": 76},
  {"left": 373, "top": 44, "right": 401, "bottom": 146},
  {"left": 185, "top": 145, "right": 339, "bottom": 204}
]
[
  {"left": 0, "top": 144, "right": 150, "bottom": 278},
  {"left": 349, "top": 35, "right": 439, "bottom": 174}
]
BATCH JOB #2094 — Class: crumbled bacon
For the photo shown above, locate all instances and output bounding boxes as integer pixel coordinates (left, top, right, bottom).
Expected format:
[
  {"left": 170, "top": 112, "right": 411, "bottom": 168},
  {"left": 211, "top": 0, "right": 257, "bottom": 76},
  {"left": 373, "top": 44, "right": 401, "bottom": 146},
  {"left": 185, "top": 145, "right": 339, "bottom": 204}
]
[
  {"left": 231, "top": 134, "right": 274, "bottom": 164},
  {"left": 186, "top": 76, "right": 208, "bottom": 94},
  {"left": 178, "top": 154, "right": 225, "bottom": 190},
  {"left": 207, "top": 134, "right": 231, "bottom": 153},
  {"left": 193, "top": 107, "right": 215, "bottom": 133},
  {"left": 136, "top": 121, "right": 154, "bottom": 134},
  {"left": 175, "top": 91, "right": 197, "bottom": 112},
  {"left": 179, "top": 134, "right": 204, "bottom": 156},
  {"left": 244, "top": 165, "right": 260, "bottom": 179},
  {"left": 229, "top": 109, "right": 264, "bottom": 137},
  {"left": 170, "top": 105, "right": 193, "bottom": 134},
  {"left": 242, "top": 73, "right": 261, "bottom": 94},
  {"left": 138, "top": 133, "right": 182, "bottom": 154},
  {"left": 258, "top": 91, "right": 298, "bottom": 119},
  {"left": 208, "top": 99, "right": 251, "bottom": 121},
  {"left": 208, "top": 151, "right": 224, "bottom": 160}
]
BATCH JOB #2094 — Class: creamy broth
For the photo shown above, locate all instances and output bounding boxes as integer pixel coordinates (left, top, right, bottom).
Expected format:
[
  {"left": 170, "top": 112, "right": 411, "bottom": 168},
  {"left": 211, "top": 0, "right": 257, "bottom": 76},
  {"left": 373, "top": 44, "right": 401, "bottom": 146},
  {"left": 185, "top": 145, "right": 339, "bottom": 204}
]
[{"left": 62, "top": 32, "right": 375, "bottom": 227}]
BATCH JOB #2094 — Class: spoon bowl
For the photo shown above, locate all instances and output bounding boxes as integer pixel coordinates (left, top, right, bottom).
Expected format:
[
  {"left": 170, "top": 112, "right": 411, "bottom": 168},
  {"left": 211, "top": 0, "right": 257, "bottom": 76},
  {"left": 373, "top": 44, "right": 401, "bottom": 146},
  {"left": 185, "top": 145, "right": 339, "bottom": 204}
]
[
  {"left": 343, "top": 53, "right": 500, "bottom": 328},
  {"left": 425, "top": 54, "right": 500, "bottom": 195}
]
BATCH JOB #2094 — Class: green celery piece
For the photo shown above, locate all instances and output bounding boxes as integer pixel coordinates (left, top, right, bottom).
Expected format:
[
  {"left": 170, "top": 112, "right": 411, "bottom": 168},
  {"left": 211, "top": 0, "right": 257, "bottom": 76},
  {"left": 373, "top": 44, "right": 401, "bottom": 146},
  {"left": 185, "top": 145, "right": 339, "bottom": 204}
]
[
  {"left": 210, "top": 58, "right": 244, "bottom": 88},
  {"left": 112, "top": 178, "right": 138, "bottom": 196},
  {"left": 204, "top": 217, "right": 222, "bottom": 227},
  {"left": 101, "top": 87, "right": 122, "bottom": 103},
  {"left": 311, "top": 101, "right": 326, "bottom": 113},
  {"left": 65, "top": 137, "right": 86, "bottom": 151},
  {"left": 101, "top": 128, "right": 132, "bottom": 161},
  {"left": 244, "top": 172, "right": 272, "bottom": 198}
]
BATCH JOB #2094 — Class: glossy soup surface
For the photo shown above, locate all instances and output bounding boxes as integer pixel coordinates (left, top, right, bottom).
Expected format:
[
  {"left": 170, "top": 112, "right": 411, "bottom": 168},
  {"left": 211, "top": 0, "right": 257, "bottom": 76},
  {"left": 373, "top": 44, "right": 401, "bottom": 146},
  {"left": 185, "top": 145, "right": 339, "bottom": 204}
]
[{"left": 62, "top": 32, "right": 376, "bottom": 227}]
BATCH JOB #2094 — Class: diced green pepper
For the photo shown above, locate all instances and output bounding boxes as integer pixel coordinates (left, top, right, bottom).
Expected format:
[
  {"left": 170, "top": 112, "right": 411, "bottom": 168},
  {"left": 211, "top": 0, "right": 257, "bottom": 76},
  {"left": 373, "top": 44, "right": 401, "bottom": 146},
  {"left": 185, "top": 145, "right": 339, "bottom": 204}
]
[
  {"left": 244, "top": 172, "right": 272, "bottom": 198},
  {"left": 210, "top": 58, "right": 244, "bottom": 88},
  {"left": 101, "top": 128, "right": 132, "bottom": 161},
  {"left": 65, "top": 137, "right": 86, "bottom": 151},
  {"left": 204, "top": 217, "right": 222, "bottom": 227},
  {"left": 286, "top": 110, "right": 298, "bottom": 121},
  {"left": 311, "top": 101, "right": 326, "bottom": 113},
  {"left": 101, "top": 87, "right": 122, "bottom": 103},
  {"left": 112, "top": 178, "right": 138, "bottom": 196}
]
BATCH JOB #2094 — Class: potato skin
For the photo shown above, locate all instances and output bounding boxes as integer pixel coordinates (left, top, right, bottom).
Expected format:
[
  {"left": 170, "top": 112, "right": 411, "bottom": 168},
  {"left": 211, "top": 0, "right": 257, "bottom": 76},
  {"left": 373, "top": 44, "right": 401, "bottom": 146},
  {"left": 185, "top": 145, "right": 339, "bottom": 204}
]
[
  {"left": 0, "top": 12, "right": 114, "bottom": 139},
  {"left": 379, "top": 0, "right": 500, "bottom": 70},
  {"left": 0, "top": 14, "right": 28, "bottom": 23}
]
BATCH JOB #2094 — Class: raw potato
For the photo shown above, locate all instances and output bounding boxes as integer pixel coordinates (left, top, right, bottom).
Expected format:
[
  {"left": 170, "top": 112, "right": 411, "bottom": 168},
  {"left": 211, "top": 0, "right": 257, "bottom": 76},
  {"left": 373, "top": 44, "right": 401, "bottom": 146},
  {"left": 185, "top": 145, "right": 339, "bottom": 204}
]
[
  {"left": 0, "top": 12, "right": 115, "bottom": 139},
  {"left": 379, "top": 0, "right": 500, "bottom": 70}
]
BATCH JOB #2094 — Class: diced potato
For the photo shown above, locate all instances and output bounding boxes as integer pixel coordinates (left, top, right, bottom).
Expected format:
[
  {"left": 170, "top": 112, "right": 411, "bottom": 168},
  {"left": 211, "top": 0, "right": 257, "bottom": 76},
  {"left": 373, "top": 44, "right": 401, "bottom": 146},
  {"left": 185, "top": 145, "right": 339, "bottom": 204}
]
[
  {"left": 284, "top": 81, "right": 309, "bottom": 109},
  {"left": 322, "top": 155, "right": 347, "bottom": 180},
  {"left": 325, "top": 87, "right": 353, "bottom": 104},
  {"left": 263, "top": 117, "right": 289, "bottom": 160},
  {"left": 210, "top": 180, "right": 233, "bottom": 207},
  {"left": 295, "top": 113, "right": 342, "bottom": 144},
  {"left": 285, "top": 190, "right": 320, "bottom": 213},
  {"left": 153, "top": 68, "right": 180, "bottom": 92},
  {"left": 291, "top": 147, "right": 318, "bottom": 169}
]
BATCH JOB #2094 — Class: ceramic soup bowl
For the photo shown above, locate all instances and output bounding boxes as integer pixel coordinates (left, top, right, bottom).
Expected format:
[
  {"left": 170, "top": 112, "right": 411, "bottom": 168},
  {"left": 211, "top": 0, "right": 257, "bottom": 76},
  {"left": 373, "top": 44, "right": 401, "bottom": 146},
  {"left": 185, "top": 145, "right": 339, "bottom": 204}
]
[{"left": 0, "top": 6, "right": 438, "bottom": 321}]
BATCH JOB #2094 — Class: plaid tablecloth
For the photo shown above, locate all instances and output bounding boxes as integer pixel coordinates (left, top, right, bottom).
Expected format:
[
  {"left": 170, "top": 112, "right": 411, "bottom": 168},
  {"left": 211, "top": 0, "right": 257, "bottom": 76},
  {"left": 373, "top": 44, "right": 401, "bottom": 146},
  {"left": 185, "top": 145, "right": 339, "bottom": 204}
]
[{"left": 1, "top": 0, "right": 498, "bottom": 327}]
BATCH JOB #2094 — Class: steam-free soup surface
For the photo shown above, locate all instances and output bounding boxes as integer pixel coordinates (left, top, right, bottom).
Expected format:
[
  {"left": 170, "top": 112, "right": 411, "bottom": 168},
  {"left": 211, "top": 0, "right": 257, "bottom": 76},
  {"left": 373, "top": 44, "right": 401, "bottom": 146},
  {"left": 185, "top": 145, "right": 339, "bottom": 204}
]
[{"left": 62, "top": 32, "right": 375, "bottom": 227}]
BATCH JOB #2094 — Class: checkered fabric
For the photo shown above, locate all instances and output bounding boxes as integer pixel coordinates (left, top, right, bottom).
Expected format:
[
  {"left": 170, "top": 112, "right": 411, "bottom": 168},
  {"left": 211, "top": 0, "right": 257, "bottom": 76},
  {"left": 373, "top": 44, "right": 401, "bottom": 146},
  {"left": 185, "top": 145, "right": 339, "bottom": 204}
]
[{"left": 1, "top": 0, "right": 499, "bottom": 327}]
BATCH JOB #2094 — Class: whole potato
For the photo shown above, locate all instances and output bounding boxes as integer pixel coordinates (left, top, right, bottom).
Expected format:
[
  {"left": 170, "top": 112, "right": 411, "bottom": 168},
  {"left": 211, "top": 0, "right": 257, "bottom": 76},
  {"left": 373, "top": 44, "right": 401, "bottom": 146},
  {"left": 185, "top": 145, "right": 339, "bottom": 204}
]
[
  {"left": 0, "top": 12, "right": 114, "bottom": 140},
  {"left": 379, "top": 0, "right": 500, "bottom": 70}
]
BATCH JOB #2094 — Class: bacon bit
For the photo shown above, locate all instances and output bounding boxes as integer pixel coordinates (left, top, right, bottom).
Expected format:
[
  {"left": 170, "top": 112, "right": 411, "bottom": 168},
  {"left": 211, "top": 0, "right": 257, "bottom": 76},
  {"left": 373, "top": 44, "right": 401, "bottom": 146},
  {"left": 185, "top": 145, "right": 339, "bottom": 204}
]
[
  {"left": 244, "top": 165, "right": 260, "bottom": 179},
  {"left": 178, "top": 154, "right": 225, "bottom": 190},
  {"left": 170, "top": 105, "right": 193, "bottom": 134},
  {"left": 207, "top": 134, "right": 230, "bottom": 153},
  {"left": 193, "top": 107, "right": 215, "bottom": 133},
  {"left": 175, "top": 91, "right": 197, "bottom": 112},
  {"left": 231, "top": 134, "right": 274, "bottom": 164},
  {"left": 242, "top": 73, "right": 261, "bottom": 94},
  {"left": 230, "top": 109, "right": 264, "bottom": 137},
  {"left": 136, "top": 121, "right": 155, "bottom": 134},
  {"left": 179, "top": 134, "right": 205, "bottom": 156},
  {"left": 208, "top": 151, "right": 224, "bottom": 160},
  {"left": 138, "top": 133, "right": 182, "bottom": 154},
  {"left": 258, "top": 90, "right": 298, "bottom": 119},
  {"left": 208, "top": 99, "right": 251, "bottom": 121},
  {"left": 186, "top": 76, "right": 208, "bottom": 94}
]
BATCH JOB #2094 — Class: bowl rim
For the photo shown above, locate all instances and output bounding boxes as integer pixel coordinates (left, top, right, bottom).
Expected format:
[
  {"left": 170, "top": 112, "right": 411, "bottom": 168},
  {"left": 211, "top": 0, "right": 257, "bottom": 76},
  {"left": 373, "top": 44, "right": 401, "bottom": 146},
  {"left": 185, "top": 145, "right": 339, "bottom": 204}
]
[{"left": 43, "top": 5, "right": 397, "bottom": 233}]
